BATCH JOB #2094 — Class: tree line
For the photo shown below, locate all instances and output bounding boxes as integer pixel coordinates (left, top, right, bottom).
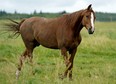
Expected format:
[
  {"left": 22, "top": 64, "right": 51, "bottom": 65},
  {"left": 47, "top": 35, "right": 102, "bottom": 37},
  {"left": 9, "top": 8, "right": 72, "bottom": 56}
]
[{"left": 0, "top": 10, "right": 116, "bottom": 22}]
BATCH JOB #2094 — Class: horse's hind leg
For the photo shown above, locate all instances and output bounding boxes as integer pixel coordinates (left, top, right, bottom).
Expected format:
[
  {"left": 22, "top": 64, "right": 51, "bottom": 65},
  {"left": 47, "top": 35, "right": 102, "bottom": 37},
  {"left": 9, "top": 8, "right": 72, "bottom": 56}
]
[
  {"left": 16, "top": 49, "right": 28, "bottom": 79},
  {"left": 16, "top": 40, "right": 40, "bottom": 78},
  {"left": 16, "top": 49, "right": 34, "bottom": 79}
]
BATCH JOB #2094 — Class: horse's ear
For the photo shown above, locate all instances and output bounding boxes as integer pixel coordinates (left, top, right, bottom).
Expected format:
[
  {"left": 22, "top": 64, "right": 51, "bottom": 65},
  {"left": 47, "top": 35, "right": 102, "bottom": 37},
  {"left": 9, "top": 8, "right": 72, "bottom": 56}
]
[{"left": 87, "top": 4, "right": 92, "bottom": 10}]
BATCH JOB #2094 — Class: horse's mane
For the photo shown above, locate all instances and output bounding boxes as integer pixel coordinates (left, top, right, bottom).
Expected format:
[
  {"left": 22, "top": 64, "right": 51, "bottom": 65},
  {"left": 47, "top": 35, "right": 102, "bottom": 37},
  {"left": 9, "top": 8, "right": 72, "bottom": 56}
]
[
  {"left": 57, "top": 10, "right": 84, "bottom": 28},
  {"left": 58, "top": 9, "right": 85, "bottom": 36},
  {"left": 67, "top": 10, "right": 84, "bottom": 27}
]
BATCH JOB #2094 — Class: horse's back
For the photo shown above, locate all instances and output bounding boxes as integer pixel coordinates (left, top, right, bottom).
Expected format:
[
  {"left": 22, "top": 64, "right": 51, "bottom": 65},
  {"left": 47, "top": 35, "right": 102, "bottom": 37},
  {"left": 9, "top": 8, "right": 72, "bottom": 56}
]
[{"left": 20, "top": 17, "right": 60, "bottom": 49}]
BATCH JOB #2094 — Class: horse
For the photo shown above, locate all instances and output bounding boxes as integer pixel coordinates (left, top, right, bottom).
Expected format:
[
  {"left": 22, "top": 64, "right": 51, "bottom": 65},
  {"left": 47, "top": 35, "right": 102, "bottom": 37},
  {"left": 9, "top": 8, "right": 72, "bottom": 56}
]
[{"left": 6, "top": 4, "right": 96, "bottom": 80}]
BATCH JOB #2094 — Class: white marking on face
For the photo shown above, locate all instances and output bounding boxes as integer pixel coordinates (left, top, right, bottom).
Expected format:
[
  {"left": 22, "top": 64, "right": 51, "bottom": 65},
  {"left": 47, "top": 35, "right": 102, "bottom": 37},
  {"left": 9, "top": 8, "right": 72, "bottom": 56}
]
[{"left": 91, "top": 13, "right": 94, "bottom": 32}]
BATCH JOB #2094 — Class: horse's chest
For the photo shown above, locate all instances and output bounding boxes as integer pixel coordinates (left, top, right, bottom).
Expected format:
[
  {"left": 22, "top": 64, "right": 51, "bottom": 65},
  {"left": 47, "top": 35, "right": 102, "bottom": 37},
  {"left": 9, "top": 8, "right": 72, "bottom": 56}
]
[
  {"left": 66, "top": 36, "right": 82, "bottom": 49},
  {"left": 70, "top": 40, "right": 80, "bottom": 48}
]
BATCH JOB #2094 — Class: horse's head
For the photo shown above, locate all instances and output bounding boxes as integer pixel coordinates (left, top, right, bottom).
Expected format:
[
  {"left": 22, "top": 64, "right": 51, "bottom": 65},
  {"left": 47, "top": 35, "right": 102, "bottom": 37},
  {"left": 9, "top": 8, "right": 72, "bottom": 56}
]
[{"left": 81, "top": 4, "right": 96, "bottom": 34}]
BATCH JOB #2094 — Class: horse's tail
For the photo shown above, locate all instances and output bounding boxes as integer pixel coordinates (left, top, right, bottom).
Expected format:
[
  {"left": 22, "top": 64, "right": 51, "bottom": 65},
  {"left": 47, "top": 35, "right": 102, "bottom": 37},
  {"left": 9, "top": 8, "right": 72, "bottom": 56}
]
[{"left": 5, "top": 19, "right": 25, "bottom": 38}]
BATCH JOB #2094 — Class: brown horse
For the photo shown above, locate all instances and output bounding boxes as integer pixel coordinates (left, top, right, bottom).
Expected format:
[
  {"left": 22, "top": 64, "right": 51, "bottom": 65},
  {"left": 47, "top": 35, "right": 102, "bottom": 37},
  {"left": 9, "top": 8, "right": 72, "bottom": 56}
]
[{"left": 7, "top": 4, "right": 95, "bottom": 80}]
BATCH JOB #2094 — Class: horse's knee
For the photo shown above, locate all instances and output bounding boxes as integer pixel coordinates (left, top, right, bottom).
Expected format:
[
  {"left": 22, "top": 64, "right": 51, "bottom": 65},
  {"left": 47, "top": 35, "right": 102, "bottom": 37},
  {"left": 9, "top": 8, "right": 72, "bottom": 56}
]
[
  {"left": 28, "top": 54, "right": 33, "bottom": 63},
  {"left": 19, "top": 55, "right": 26, "bottom": 65}
]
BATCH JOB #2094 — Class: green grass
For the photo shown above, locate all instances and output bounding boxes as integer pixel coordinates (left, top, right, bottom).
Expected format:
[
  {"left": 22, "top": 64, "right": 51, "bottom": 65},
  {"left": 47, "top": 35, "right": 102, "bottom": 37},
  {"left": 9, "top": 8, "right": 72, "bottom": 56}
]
[{"left": 0, "top": 20, "right": 116, "bottom": 84}]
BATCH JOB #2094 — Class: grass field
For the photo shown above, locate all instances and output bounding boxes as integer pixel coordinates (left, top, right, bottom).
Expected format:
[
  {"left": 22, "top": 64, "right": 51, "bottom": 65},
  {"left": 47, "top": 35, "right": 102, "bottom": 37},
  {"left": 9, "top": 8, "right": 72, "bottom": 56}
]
[{"left": 0, "top": 20, "right": 116, "bottom": 84}]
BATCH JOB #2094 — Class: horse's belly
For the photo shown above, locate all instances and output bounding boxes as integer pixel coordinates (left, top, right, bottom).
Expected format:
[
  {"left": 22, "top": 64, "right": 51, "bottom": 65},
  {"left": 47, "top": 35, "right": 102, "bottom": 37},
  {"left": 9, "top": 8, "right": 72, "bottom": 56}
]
[
  {"left": 36, "top": 34, "right": 59, "bottom": 49},
  {"left": 42, "top": 44, "right": 59, "bottom": 49},
  {"left": 40, "top": 40, "right": 58, "bottom": 49}
]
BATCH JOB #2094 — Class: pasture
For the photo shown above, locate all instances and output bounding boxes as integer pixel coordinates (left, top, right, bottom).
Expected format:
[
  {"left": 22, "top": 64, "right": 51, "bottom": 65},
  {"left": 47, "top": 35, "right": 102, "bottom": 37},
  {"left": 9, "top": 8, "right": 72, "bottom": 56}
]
[{"left": 0, "top": 20, "right": 116, "bottom": 84}]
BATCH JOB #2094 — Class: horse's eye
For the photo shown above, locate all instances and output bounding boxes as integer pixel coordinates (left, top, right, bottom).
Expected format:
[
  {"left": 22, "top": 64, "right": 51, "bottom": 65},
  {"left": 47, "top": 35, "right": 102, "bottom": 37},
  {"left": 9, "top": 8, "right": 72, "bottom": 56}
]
[{"left": 86, "top": 16, "right": 89, "bottom": 18}]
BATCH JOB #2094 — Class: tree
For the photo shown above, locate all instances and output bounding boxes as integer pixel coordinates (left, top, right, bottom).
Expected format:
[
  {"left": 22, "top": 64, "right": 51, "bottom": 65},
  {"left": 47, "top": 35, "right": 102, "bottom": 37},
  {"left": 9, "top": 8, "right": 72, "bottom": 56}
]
[{"left": 33, "top": 10, "right": 37, "bottom": 15}]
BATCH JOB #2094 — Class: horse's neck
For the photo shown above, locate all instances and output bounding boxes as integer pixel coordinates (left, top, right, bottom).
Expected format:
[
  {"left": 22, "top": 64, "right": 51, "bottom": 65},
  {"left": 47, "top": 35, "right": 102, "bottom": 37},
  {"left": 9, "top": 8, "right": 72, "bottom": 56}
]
[{"left": 68, "top": 10, "right": 84, "bottom": 36}]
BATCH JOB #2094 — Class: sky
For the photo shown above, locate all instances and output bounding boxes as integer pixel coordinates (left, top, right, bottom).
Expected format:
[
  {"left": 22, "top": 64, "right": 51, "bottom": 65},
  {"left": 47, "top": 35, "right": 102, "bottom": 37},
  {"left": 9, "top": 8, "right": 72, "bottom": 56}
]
[{"left": 0, "top": 0, "right": 116, "bottom": 13}]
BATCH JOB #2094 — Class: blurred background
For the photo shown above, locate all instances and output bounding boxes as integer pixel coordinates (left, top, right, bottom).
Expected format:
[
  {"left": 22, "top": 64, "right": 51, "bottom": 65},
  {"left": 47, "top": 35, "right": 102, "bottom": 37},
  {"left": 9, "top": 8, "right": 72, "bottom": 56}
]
[{"left": 0, "top": 0, "right": 116, "bottom": 21}]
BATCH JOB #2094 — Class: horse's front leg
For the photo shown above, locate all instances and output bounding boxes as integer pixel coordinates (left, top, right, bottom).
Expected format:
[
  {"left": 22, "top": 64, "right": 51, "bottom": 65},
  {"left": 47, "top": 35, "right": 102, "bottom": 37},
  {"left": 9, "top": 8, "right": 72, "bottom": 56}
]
[
  {"left": 60, "top": 47, "right": 77, "bottom": 80},
  {"left": 68, "top": 48, "right": 77, "bottom": 80},
  {"left": 61, "top": 48, "right": 77, "bottom": 80},
  {"left": 59, "top": 47, "right": 69, "bottom": 79}
]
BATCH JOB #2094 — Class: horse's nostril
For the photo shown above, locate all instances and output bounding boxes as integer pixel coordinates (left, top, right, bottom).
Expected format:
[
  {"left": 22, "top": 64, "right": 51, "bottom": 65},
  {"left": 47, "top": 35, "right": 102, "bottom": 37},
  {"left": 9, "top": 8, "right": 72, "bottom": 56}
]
[{"left": 88, "top": 28, "right": 94, "bottom": 34}]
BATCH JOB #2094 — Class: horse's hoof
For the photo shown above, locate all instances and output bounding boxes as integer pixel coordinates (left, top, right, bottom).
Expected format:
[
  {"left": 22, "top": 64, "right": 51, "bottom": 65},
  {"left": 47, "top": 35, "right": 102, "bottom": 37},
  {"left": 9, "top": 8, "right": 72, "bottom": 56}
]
[
  {"left": 69, "top": 78, "right": 73, "bottom": 81},
  {"left": 58, "top": 73, "right": 64, "bottom": 80},
  {"left": 16, "top": 70, "right": 20, "bottom": 79},
  {"left": 32, "top": 70, "right": 36, "bottom": 75},
  {"left": 58, "top": 73, "right": 66, "bottom": 80}
]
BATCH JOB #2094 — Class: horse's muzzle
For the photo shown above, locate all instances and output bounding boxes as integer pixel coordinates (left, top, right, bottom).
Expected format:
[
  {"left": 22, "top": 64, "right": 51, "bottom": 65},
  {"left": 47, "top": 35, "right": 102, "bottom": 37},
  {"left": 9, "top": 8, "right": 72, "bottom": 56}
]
[{"left": 88, "top": 28, "right": 94, "bottom": 34}]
